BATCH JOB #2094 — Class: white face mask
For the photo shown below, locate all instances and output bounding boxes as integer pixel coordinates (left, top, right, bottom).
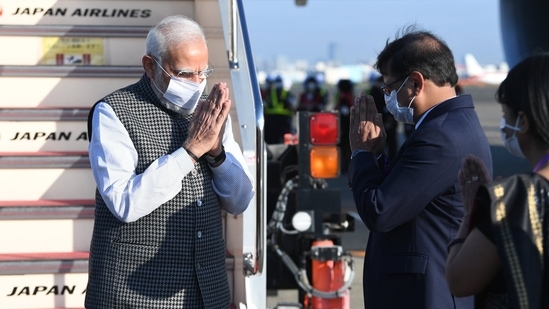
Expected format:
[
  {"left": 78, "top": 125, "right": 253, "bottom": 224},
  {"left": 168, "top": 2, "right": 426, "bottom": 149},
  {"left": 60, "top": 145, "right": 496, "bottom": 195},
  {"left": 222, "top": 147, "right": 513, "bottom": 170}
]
[
  {"left": 384, "top": 76, "right": 415, "bottom": 124},
  {"left": 162, "top": 76, "right": 206, "bottom": 111},
  {"left": 500, "top": 116, "right": 525, "bottom": 158},
  {"left": 151, "top": 57, "right": 207, "bottom": 112}
]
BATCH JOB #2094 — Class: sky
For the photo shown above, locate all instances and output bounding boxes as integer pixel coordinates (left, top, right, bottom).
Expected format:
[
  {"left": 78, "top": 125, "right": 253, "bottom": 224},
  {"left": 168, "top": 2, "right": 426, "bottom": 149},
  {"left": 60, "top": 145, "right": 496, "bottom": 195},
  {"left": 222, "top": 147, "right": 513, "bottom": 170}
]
[{"left": 242, "top": 0, "right": 505, "bottom": 67}]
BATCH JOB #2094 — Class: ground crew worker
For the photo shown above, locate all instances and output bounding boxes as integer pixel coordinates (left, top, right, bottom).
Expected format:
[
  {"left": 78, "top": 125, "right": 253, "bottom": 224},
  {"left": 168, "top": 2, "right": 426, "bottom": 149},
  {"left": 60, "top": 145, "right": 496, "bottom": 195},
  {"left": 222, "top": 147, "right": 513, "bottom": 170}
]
[{"left": 263, "top": 75, "right": 297, "bottom": 144}]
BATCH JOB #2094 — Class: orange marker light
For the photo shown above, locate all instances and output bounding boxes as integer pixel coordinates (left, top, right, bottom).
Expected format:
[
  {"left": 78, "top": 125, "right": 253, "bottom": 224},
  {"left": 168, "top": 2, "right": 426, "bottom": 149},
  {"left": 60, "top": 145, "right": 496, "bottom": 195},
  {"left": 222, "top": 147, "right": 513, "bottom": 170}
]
[{"left": 310, "top": 146, "right": 340, "bottom": 178}]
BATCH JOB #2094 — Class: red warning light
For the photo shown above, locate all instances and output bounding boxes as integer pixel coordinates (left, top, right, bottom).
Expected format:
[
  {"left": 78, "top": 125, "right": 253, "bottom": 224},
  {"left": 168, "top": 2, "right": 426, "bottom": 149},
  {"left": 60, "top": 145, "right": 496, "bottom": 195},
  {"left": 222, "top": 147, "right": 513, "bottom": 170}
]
[{"left": 309, "top": 113, "right": 339, "bottom": 145}]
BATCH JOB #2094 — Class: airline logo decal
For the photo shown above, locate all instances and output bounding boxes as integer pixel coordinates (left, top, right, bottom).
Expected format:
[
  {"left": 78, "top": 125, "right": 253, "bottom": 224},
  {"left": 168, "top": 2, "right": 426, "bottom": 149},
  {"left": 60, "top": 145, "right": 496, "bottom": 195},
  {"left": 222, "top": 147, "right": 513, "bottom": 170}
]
[
  {"left": 6, "top": 285, "right": 86, "bottom": 297},
  {"left": 0, "top": 274, "right": 88, "bottom": 309},
  {"left": 0, "top": 121, "right": 89, "bottom": 152},
  {"left": 0, "top": 1, "right": 194, "bottom": 26}
]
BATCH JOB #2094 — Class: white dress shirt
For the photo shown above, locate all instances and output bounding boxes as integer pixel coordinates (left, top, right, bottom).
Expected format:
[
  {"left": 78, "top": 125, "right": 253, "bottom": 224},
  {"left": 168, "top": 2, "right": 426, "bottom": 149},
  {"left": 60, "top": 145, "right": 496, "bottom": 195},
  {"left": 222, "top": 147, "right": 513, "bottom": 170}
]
[{"left": 89, "top": 102, "right": 254, "bottom": 223}]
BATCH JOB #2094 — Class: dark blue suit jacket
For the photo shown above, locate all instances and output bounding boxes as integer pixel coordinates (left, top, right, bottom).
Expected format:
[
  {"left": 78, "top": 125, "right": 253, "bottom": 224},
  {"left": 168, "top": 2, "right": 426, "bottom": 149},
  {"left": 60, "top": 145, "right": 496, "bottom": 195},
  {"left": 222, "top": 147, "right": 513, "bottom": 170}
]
[{"left": 348, "top": 95, "right": 492, "bottom": 308}]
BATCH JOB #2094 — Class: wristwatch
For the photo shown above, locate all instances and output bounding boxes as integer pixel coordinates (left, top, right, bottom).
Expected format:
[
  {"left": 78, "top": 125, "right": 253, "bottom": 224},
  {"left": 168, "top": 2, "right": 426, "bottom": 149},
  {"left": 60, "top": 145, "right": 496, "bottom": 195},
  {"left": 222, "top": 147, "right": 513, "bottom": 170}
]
[{"left": 205, "top": 146, "right": 226, "bottom": 166}]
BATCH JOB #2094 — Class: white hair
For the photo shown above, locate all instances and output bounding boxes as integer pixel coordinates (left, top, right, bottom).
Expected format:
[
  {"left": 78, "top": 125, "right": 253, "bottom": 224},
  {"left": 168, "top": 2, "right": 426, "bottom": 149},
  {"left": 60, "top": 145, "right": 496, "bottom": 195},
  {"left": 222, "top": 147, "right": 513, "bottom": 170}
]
[{"left": 145, "top": 15, "right": 206, "bottom": 61}]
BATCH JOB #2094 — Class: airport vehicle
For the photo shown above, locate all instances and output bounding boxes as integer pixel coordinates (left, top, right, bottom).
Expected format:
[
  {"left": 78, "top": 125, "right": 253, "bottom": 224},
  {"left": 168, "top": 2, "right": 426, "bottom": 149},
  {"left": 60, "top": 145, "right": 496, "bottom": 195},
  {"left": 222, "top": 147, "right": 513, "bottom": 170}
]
[
  {"left": 0, "top": 1, "right": 355, "bottom": 308},
  {"left": 265, "top": 111, "right": 356, "bottom": 309}
]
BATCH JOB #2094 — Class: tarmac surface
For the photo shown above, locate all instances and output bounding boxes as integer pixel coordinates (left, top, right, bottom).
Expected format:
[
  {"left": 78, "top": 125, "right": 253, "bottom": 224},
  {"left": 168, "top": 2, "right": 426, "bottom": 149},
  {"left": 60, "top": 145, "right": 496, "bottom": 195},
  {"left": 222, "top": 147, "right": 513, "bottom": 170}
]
[{"left": 266, "top": 85, "right": 531, "bottom": 308}]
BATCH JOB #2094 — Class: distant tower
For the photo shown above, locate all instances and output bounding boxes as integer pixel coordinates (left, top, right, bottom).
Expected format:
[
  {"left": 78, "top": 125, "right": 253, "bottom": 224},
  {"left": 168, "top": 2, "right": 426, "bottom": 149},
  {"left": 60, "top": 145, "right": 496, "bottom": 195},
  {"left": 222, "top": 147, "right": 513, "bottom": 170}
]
[{"left": 328, "top": 42, "right": 340, "bottom": 64}]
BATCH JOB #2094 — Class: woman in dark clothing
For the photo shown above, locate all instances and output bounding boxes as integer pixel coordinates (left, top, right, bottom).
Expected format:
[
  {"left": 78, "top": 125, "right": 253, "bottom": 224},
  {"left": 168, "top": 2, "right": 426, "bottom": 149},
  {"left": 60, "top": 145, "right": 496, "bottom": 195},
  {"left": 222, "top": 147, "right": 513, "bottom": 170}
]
[{"left": 446, "top": 52, "right": 549, "bottom": 308}]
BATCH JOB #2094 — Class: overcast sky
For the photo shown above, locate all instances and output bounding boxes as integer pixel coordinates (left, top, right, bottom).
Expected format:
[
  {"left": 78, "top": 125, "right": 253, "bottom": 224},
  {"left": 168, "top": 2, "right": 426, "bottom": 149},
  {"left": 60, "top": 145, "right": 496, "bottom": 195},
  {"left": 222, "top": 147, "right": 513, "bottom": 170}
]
[{"left": 242, "top": 0, "right": 504, "bottom": 66}]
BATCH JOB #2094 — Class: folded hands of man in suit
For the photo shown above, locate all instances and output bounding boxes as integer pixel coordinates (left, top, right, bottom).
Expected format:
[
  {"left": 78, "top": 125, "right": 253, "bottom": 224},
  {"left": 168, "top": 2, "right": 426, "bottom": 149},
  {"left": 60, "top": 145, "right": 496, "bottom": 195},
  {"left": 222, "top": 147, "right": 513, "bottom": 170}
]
[{"left": 349, "top": 94, "right": 387, "bottom": 156}]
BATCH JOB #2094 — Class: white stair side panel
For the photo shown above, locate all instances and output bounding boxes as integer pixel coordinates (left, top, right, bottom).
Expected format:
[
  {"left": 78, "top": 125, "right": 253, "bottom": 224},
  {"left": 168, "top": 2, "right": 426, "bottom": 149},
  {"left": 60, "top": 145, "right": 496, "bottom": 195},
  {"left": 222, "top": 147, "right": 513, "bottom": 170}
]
[
  {"left": 0, "top": 121, "right": 88, "bottom": 152},
  {"left": 0, "top": 169, "right": 95, "bottom": 201},
  {"left": 0, "top": 77, "right": 139, "bottom": 108},
  {"left": 0, "top": 37, "right": 144, "bottom": 66},
  {"left": 0, "top": 219, "right": 93, "bottom": 253},
  {"left": 0, "top": 273, "right": 87, "bottom": 309}
]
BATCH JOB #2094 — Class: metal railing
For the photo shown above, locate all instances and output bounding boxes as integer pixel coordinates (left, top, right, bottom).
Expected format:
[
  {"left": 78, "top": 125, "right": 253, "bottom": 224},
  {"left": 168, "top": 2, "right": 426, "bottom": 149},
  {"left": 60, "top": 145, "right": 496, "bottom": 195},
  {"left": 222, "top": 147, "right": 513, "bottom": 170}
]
[{"left": 222, "top": 0, "right": 265, "bottom": 277}]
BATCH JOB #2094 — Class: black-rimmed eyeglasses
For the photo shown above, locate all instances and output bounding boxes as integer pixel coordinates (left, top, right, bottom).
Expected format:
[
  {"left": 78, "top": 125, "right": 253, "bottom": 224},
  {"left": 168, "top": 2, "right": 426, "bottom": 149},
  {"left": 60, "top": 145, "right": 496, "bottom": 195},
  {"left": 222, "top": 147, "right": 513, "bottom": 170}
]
[{"left": 382, "top": 76, "right": 407, "bottom": 95}]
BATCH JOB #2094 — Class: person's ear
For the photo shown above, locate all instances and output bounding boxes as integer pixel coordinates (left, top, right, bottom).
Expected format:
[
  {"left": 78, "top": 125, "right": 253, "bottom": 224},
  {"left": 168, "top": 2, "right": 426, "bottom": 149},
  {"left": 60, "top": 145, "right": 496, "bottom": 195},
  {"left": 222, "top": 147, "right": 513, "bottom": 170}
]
[
  {"left": 517, "top": 111, "right": 529, "bottom": 133},
  {"left": 409, "top": 71, "right": 424, "bottom": 95},
  {"left": 142, "top": 55, "right": 155, "bottom": 79}
]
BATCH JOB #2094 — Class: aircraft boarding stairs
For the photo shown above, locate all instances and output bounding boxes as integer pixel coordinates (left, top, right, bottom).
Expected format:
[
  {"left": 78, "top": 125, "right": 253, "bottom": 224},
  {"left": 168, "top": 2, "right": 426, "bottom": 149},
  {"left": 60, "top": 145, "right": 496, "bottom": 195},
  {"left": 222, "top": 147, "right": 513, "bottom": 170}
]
[
  {"left": 0, "top": 2, "right": 239, "bottom": 308},
  {"left": 0, "top": 65, "right": 142, "bottom": 309}
]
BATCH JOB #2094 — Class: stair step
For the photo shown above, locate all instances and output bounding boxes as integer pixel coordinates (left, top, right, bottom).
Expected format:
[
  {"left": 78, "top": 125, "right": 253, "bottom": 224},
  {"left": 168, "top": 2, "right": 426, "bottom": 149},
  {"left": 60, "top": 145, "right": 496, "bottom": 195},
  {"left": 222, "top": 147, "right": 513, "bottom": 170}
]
[
  {"left": 0, "top": 113, "right": 89, "bottom": 152},
  {"left": 0, "top": 168, "right": 95, "bottom": 201},
  {"left": 0, "top": 108, "right": 89, "bottom": 121},
  {"left": 0, "top": 272, "right": 88, "bottom": 309},
  {"left": 0, "top": 152, "right": 94, "bottom": 201},
  {"left": 0, "top": 76, "right": 139, "bottom": 109},
  {"left": 0, "top": 199, "right": 94, "bottom": 220},
  {"left": 0, "top": 218, "right": 93, "bottom": 253},
  {"left": 0, "top": 252, "right": 89, "bottom": 308},
  {"left": 0, "top": 252, "right": 89, "bottom": 275},
  {"left": 0, "top": 152, "right": 90, "bottom": 169},
  {"left": 0, "top": 199, "right": 94, "bottom": 253},
  {"left": 0, "top": 34, "right": 145, "bottom": 67}
]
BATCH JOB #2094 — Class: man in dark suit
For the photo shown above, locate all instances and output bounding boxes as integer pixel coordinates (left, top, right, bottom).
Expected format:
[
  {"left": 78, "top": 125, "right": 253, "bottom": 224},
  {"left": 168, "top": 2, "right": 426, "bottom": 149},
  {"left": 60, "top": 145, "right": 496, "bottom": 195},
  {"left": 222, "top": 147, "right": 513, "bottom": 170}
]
[{"left": 348, "top": 27, "right": 492, "bottom": 308}]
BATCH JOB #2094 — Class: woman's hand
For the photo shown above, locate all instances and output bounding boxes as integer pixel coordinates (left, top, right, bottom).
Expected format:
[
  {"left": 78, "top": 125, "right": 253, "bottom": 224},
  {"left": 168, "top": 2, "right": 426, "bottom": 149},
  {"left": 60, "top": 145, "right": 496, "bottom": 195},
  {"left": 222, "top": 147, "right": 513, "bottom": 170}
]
[{"left": 458, "top": 154, "right": 492, "bottom": 215}]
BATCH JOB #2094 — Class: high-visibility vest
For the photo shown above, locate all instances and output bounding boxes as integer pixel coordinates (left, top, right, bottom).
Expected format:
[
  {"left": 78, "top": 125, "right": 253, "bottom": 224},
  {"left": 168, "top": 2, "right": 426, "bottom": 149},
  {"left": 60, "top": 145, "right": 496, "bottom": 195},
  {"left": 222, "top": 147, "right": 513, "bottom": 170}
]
[{"left": 264, "top": 87, "right": 294, "bottom": 117}]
